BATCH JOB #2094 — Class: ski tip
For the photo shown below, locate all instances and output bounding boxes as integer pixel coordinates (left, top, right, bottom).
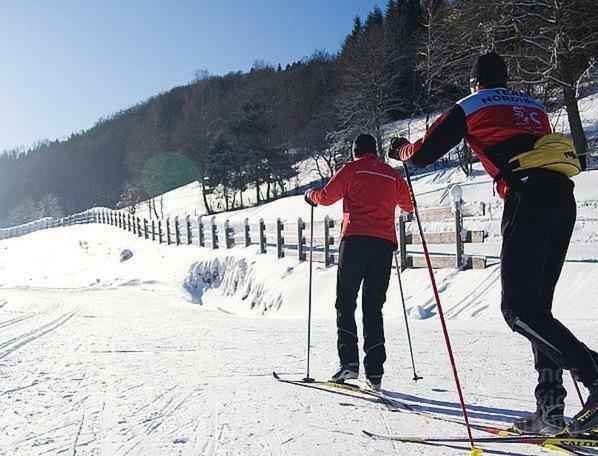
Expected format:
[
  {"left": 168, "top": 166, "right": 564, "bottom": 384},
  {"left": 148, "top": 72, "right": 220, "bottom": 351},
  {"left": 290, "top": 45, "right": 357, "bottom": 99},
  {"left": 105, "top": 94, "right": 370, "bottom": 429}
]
[
  {"left": 272, "top": 371, "right": 280, "bottom": 380},
  {"left": 362, "top": 430, "right": 375, "bottom": 438}
]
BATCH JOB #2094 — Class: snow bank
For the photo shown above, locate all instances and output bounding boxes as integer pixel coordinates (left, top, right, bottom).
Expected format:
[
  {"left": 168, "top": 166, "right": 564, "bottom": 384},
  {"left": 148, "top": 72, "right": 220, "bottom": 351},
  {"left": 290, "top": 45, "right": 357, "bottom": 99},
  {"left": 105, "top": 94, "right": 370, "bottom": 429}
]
[
  {"left": 2, "top": 222, "right": 597, "bottom": 325},
  {"left": 185, "top": 255, "right": 284, "bottom": 314}
]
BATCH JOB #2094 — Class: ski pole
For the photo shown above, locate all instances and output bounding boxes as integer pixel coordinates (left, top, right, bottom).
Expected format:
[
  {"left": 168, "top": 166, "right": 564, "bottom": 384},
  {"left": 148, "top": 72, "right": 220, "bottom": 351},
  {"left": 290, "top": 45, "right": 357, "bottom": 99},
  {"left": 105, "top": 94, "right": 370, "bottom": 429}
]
[
  {"left": 402, "top": 165, "right": 481, "bottom": 456},
  {"left": 572, "top": 375, "right": 584, "bottom": 405},
  {"left": 393, "top": 251, "right": 423, "bottom": 381},
  {"left": 303, "top": 205, "right": 315, "bottom": 383}
]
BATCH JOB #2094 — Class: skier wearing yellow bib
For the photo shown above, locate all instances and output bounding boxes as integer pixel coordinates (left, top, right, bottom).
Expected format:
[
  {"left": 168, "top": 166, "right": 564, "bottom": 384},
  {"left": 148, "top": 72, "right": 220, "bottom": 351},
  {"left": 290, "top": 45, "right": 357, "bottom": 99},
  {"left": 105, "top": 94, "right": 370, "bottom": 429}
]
[{"left": 389, "top": 52, "right": 597, "bottom": 437}]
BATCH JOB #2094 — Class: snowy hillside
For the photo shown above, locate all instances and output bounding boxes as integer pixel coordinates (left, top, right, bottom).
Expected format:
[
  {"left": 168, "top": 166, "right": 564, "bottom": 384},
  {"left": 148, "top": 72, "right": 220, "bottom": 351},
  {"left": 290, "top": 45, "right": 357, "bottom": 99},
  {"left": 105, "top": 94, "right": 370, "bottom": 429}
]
[{"left": 132, "top": 92, "right": 598, "bottom": 221}]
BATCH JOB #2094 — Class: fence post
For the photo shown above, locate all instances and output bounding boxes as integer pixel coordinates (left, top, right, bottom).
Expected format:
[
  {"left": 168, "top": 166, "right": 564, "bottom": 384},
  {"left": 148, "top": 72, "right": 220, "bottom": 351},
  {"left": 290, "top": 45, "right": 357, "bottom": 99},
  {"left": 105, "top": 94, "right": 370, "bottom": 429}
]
[
  {"left": 158, "top": 219, "right": 163, "bottom": 244},
  {"left": 198, "top": 216, "right": 205, "bottom": 247},
  {"left": 224, "top": 220, "right": 232, "bottom": 249},
  {"left": 276, "top": 218, "right": 284, "bottom": 258},
  {"left": 455, "top": 203, "right": 464, "bottom": 269},
  {"left": 398, "top": 213, "right": 408, "bottom": 270},
  {"left": 166, "top": 218, "right": 171, "bottom": 245},
  {"left": 186, "top": 215, "right": 192, "bottom": 245},
  {"left": 151, "top": 220, "right": 156, "bottom": 241},
  {"left": 297, "top": 217, "right": 305, "bottom": 261},
  {"left": 143, "top": 219, "right": 149, "bottom": 239},
  {"left": 324, "top": 216, "right": 333, "bottom": 267},
  {"left": 244, "top": 218, "right": 251, "bottom": 247},
  {"left": 210, "top": 216, "right": 218, "bottom": 249},
  {"left": 174, "top": 216, "right": 181, "bottom": 245},
  {"left": 259, "top": 218, "right": 266, "bottom": 254}
]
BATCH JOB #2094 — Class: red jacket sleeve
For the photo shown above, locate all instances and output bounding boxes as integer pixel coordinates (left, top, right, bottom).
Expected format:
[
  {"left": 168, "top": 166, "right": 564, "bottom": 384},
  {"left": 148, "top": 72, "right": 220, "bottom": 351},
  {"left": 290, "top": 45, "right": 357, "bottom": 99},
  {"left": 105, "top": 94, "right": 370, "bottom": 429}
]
[
  {"left": 399, "top": 104, "right": 468, "bottom": 168},
  {"left": 310, "top": 164, "right": 351, "bottom": 206},
  {"left": 396, "top": 175, "right": 413, "bottom": 213}
]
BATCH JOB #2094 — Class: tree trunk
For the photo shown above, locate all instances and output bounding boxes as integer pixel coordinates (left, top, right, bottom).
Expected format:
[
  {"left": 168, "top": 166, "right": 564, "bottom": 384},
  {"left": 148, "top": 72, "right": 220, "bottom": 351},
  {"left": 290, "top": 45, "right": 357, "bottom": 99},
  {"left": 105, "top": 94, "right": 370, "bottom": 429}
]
[
  {"left": 201, "top": 181, "right": 212, "bottom": 215},
  {"left": 561, "top": 60, "right": 588, "bottom": 170},
  {"left": 224, "top": 187, "right": 229, "bottom": 211}
]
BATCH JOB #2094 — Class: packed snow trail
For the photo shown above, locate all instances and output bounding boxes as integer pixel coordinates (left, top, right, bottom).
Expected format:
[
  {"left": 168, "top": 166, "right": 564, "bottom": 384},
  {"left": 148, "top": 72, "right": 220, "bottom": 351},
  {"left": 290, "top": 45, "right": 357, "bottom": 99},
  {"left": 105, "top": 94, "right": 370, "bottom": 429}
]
[{"left": 0, "top": 287, "right": 595, "bottom": 455}]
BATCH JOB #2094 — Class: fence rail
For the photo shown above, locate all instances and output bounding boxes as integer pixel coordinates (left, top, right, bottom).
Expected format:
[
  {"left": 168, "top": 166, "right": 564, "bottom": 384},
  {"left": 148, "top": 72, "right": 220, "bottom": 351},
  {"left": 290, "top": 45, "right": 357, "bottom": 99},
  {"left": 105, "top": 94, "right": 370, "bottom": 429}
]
[{"left": 0, "top": 205, "right": 488, "bottom": 270}]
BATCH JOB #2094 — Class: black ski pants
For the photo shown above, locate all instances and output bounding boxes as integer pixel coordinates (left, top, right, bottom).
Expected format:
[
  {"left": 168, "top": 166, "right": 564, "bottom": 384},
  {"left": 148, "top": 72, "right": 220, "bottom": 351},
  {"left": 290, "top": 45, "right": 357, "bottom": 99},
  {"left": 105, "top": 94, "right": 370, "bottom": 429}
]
[
  {"left": 335, "top": 235, "right": 394, "bottom": 377},
  {"left": 501, "top": 177, "right": 598, "bottom": 411}
]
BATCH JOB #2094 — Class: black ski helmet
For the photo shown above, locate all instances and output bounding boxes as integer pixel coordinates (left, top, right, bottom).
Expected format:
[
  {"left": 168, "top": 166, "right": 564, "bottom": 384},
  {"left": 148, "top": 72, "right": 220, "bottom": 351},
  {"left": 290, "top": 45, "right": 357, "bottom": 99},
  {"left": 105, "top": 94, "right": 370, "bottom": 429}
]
[
  {"left": 470, "top": 52, "right": 508, "bottom": 90},
  {"left": 353, "top": 134, "right": 377, "bottom": 157}
]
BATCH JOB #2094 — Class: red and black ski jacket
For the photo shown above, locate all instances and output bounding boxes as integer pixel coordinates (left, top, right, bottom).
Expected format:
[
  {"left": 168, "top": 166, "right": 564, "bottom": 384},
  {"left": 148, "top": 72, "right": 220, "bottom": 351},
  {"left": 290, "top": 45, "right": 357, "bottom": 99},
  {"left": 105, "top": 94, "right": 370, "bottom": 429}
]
[
  {"left": 399, "top": 85, "right": 552, "bottom": 198},
  {"left": 309, "top": 153, "right": 413, "bottom": 246}
]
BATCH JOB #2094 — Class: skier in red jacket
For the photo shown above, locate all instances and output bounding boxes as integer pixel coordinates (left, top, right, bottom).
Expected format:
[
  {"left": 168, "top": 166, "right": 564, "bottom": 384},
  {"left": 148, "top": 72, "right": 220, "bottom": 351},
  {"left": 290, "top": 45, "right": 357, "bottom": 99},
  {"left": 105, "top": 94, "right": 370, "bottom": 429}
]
[
  {"left": 305, "top": 134, "right": 413, "bottom": 391},
  {"left": 389, "top": 52, "right": 597, "bottom": 436}
]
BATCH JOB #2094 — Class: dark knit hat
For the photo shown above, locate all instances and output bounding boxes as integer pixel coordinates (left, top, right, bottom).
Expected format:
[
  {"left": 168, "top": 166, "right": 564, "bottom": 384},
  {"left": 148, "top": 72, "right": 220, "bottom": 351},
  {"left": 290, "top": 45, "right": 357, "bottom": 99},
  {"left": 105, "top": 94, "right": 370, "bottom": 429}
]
[
  {"left": 470, "top": 52, "right": 508, "bottom": 87},
  {"left": 353, "top": 134, "right": 377, "bottom": 157}
]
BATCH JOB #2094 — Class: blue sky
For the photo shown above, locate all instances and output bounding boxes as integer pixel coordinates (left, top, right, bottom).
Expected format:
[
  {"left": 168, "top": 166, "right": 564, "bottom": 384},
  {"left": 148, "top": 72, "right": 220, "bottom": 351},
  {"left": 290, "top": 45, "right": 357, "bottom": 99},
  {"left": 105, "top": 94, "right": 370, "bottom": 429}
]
[{"left": 0, "top": 0, "right": 381, "bottom": 152}]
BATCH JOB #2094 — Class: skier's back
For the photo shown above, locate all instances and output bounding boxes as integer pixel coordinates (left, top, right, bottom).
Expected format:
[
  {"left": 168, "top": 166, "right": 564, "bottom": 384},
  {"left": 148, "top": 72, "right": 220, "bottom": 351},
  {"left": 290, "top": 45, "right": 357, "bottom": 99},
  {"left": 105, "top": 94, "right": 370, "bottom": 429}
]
[{"left": 305, "top": 134, "right": 413, "bottom": 390}]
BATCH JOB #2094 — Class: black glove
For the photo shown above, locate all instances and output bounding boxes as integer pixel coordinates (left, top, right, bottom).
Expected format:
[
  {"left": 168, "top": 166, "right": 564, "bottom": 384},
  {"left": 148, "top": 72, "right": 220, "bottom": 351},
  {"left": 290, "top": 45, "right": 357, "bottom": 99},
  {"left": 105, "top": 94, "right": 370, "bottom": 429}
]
[
  {"left": 388, "top": 137, "right": 410, "bottom": 160},
  {"left": 304, "top": 189, "right": 317, "bottom": 207}
]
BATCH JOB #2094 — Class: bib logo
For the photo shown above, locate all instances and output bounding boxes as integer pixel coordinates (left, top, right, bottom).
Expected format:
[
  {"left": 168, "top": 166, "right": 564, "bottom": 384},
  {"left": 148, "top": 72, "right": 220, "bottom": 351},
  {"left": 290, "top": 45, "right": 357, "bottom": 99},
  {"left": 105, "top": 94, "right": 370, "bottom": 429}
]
[{"left": 513, "top": 106, "right": 544, "bottom": 134}]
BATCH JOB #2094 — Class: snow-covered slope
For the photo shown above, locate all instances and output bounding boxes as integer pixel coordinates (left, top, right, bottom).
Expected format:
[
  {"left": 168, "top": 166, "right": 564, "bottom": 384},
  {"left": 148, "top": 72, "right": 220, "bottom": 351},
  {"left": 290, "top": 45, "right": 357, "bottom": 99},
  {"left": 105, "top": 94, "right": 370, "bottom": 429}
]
[{"left": 132, "top": 92, "right": 598, "bottom": 220}]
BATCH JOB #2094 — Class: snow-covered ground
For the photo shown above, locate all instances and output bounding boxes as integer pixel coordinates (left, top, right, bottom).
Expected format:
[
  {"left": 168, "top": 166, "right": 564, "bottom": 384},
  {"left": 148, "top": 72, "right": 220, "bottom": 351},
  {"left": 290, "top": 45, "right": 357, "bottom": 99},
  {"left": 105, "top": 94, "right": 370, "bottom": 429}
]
[
  {"left": 0, "top": 221, "right": 597, "bottom": 455},
  {"left": 1, "top": 91, "right": 597, "bottom": 455}
]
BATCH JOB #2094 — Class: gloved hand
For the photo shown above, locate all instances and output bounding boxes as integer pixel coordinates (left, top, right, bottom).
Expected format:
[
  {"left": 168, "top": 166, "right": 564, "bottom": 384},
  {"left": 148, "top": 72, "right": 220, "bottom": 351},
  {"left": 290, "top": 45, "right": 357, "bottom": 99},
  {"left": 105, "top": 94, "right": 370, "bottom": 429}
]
[
  {"left": 304, "top": 189, "right": 317, "bottom": 207},
  {"left": 388, "top": 137, "right": 410, "bottom": 160}
]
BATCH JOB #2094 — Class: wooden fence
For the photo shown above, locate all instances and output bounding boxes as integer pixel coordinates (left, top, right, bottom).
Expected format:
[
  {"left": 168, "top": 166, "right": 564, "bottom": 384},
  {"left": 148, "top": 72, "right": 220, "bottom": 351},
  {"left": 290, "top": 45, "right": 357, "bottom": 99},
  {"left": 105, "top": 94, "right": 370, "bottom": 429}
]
[{"left": 0, "top": 205, "right": 487, "bottom": 270}]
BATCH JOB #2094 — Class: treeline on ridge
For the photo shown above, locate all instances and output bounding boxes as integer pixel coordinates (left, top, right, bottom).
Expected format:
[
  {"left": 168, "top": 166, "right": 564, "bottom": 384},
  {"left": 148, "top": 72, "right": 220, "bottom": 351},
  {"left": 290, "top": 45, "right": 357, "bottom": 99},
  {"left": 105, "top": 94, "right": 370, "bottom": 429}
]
[{"left": 1, "top": 0, "right": 595, "bottom": 225}]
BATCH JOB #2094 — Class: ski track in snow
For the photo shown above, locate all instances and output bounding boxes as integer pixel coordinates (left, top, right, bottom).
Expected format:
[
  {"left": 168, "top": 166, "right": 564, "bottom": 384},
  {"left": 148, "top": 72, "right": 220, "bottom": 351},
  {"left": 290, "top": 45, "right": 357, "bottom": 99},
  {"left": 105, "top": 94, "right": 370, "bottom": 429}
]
[{"left": 0, "top": 288, "right": 595, "bottom": 455}]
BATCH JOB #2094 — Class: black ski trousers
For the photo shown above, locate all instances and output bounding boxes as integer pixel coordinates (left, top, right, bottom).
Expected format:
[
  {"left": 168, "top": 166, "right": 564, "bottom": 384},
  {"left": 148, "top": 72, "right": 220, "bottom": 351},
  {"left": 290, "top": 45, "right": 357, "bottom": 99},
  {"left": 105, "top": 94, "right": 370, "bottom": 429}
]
[
  {"left": 335, "top": 235, "right": 394, "bottom": 377},
  {"left": 501, "top": 176, "right": 598, "bottom": 411}
]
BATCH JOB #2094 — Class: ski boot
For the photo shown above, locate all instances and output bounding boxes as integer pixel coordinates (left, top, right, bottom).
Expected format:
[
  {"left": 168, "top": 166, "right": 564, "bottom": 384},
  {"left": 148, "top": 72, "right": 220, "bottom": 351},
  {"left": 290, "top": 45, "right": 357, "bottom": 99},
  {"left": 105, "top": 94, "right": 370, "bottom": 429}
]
[
  {"left": 566, "top": 383, "right": 598, "bottom": 436},
  {"left": 365, "top": 375, "right": 382, "bottom": 392},
  {"left": 331, "top": 364, "right": 358, "bottom": 383},
  {"left": 512, "top": 405, "right": 565, "bottom": 435}
]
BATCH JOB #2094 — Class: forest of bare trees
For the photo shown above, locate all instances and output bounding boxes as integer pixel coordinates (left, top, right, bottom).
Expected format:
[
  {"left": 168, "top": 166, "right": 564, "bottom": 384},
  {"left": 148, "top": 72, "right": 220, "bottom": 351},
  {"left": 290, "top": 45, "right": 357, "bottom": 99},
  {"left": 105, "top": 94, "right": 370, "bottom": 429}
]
[{"left": 1, "top": 0, "right": 596, "bottom": 225}]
